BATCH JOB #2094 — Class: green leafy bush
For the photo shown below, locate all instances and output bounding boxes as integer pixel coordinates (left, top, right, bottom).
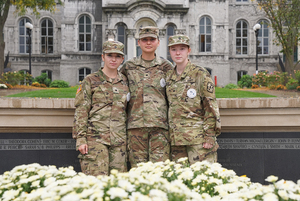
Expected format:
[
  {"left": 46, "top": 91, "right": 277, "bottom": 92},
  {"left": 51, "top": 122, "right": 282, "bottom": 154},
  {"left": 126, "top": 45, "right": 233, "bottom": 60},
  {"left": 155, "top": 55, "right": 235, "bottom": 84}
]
[
  {"left": 238, "top": 74, "right": 253, "bottom": 88},
  {"left": 286, "top": 78, "right": 299, "bottom": 90},
  {"left": 50, "top": 80, "right": 69, "bottom": 88},
  {"left": 224, "top": 83, "right": 239, "bottom": 89},
  {"left": 294, "top": 70, "right": 300, "bottom": 85},
  {"left": 0, "top": 71, "right": 32, "bottom": 86},
  {"left": 266, "top": 71, "right": 282, "bottom": 87},
  {"left": 31, "top": 82, "right": 40, "bottom": 87},
  {"left": 33, "top": 73, "right": 52, "bottom": 87},
  {"left": 252, "top": 71, "right": 268, "bottom": 86}
]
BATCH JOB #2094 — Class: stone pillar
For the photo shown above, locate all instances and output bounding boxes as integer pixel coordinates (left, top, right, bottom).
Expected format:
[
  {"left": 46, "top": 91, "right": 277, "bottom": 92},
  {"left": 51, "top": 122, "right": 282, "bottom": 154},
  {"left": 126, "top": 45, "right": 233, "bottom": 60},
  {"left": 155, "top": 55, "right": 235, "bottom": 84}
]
[
  {"left": 158, "top": 29, "right": 166, "bottom": 59},
  {"left": 126, "top": 29, "right": 136, "bottom": 60}
]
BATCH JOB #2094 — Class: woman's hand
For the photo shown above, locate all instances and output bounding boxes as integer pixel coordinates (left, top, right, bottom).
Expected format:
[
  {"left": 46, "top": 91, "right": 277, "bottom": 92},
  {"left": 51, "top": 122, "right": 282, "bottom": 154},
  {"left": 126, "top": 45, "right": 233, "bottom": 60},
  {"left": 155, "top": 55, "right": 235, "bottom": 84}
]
[
  {"left": 79, "top": 144, "right": 88, "bottom": 155},
  {"left": 203, "top": 142, "right": 213, "bottom": 149}
]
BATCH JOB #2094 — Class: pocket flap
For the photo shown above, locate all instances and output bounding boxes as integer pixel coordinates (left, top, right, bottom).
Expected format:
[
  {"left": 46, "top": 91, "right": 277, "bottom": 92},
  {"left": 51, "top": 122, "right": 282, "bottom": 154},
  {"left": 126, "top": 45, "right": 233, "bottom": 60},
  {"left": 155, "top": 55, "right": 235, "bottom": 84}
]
[{"left": 78, "top": 153, "right": 97, "bottom": 161}]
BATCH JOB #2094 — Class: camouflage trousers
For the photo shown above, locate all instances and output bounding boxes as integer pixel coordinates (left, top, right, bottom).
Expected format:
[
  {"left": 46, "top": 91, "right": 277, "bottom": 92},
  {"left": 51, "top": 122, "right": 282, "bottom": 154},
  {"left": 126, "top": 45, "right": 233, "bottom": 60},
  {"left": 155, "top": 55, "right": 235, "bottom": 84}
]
[
  {"left": 171, "top": 143, "right": 218, "bottom": 165},
  {"left": 128, "top": 127, "right": 170, "bottom": 168},
  {"left": 78, "top": 141, "right": 127, "bottom": 176}
]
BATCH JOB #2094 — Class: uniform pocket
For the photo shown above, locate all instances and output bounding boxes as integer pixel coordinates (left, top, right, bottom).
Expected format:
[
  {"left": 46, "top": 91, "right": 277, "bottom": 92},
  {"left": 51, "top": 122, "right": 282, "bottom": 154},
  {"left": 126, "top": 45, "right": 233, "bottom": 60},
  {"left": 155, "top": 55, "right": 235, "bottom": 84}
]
[{"left": 78, "top": 153, "right": 97, "bottom": 161}]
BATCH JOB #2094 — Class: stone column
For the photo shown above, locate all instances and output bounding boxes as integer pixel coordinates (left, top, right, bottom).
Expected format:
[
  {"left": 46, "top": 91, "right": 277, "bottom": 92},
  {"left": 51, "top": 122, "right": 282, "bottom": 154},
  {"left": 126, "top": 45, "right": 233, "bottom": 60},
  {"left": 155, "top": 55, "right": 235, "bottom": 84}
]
[
  {"left": 158, "top": 29, "right": 166, "bottom": 58},
  {"left": 126, "top": 29, "right": 136, "bottom": 60}
]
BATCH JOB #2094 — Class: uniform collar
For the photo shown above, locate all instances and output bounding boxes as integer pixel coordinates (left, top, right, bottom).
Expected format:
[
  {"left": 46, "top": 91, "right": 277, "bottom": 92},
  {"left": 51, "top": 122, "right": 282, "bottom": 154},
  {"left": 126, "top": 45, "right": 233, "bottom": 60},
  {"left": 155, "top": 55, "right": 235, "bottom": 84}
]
[
  {"left": 170, "top": 60, "right": 193, "bottom": 81},
  {"left": 135, "top": 54, "right": 163, "bottom": 68},
  {"left": 97, "top": 68, "right": 124, "bottom": 83}
]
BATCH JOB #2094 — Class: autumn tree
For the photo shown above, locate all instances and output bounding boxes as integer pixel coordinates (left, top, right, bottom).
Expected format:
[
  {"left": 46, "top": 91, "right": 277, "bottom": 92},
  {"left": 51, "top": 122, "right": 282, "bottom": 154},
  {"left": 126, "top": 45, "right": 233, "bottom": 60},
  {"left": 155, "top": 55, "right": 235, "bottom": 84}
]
[
  {"left": 257, "top": 0, "right": 300, "bottom": 77},
  {"left": 0, "top": 0, "right": 62, "bottom": 78}
]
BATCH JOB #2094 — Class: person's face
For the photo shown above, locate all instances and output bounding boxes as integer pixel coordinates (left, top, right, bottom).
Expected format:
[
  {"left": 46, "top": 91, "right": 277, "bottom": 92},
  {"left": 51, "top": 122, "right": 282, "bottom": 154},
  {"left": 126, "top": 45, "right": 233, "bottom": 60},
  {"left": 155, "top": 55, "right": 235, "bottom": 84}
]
[
  {"left": 138, "top": 37, "right": 160, "bottom": 54},
  {"left": 102, "top": 53, "right": 124, "bottom": 70},
  {"left": 169, "top": 44, "right": 191, "bottom": 65}
]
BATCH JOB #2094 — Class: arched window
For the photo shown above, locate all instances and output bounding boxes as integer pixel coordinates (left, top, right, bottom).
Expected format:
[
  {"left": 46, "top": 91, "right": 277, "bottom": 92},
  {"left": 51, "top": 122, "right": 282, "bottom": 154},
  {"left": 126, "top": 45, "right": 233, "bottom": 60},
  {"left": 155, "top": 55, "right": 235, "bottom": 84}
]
[
  {"left": 79, "top": 15, "right": 92, "bottom": 51},
  {"left": 199, "top": 16, "right": 212, "bottom": 52},
  {"left": 41, "top": 70, "right": 52, "bottom": 81},
  {"left": 117, "top": 24, "right": 127, "bottom": 54},
  {"left": 41, "top": 19, "right": 54, "bottom": 54},
  {"left": 205, "top": 68, "right": 212, "bottom": 75},
  {"left": 79, "top": 67, "right": 91, "bottom": 82},
  {"left": 166, "top": 24, "right": 175, "bottom": 62},
  {"left": 258, "top": 20, "right": 269, "bottom": 55},
  {"left": 237, "top": 70, "right": 247, "bottom": 82},
  {"left": 19, "top": 18, "right": 31, "bottom": 54},
  {"left": 236, "top": 20, "right": 248, "bottom": 55}
]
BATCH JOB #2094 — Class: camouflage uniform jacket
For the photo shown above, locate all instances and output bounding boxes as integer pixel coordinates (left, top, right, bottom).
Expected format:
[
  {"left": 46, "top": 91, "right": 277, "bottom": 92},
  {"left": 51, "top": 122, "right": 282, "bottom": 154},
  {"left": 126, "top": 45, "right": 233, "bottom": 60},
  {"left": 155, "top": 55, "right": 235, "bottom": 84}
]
[
  {"left": 120, "top": 55, "right": 173, "bottom": 130},
  {"left": 73, "top": 68, "right": 129, "bottom": 148},
  {"left": 166, "top": 61, "right": 221, "bottom": 146}
]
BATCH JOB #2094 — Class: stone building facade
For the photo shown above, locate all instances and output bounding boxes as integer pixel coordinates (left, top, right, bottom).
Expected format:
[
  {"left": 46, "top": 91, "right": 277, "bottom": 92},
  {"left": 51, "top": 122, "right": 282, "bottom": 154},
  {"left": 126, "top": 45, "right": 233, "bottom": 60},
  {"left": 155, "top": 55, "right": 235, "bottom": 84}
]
[{"left": 4, "top": 0, "right": 295, "bottom": 87}]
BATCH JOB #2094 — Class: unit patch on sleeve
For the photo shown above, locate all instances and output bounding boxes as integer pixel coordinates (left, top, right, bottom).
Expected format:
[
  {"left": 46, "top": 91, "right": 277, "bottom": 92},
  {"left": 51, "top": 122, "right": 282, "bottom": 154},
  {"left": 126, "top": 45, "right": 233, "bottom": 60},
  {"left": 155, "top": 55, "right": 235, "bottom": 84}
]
[
  {"left": 76, "top": 85, "right": 82, "bottom": 94},
  {"left": 207, "top": 82, "right": 214, "bottom": 93}
]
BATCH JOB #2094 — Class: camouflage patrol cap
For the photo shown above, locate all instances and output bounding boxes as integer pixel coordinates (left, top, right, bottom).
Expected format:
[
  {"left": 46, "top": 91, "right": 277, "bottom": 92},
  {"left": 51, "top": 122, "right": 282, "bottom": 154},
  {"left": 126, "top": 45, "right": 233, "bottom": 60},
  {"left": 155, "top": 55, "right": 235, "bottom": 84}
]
[
  {"left": 168, "top": 34, "right": 190, "bottom": 47},
  {"left": 139, "top": 26, "right": 159, "bottom": 39},
  {"left": 103, "top": 40, "right": 125, "bottom": 55}
]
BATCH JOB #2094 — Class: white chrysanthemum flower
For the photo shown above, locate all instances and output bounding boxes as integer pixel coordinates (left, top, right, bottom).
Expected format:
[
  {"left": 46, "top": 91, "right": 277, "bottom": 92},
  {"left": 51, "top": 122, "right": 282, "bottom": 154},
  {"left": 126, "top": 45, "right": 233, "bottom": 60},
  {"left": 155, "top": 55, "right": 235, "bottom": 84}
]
[
  {"left": 58, "top": 185, "right": 73, "bottom": 196},
  {"left": 118, "top": 179, "right": 136, "bottom": 192},
  {"left": 178, "top": 157, "right": 188, "bottom": 163},
  {"left": 288, "top": 193, "right": 300, "bottom": 200},
  {"left": 79, "top": 189, "right": 94, "bottom": 198},
  {"left": 278, "top": 190, "right": 289, "bottom": 200},
  {"left": 44, "top": 177, "right": 56, "bottom": 186},
  {"left": 265, "top": 175, "right": 278, "bottom": 183},
  {"left": 107, "top": 187, "right": 128, "bottom": 199},
  {"left": 61, "top": 193, "right": 80, "bottom": 201},
  {"left": 129, "top": 192, "right": 152, "bottom": 201},
  {"left": 149, "top": 189, "right": 168, "bottom": 200},
  {"left": 32, "top": 180, "right": 40, "bottom": 188},
  {"left": 2, "top": 189, "right": 20, "bottom": 201},
  {"left": 89, "top": 190, "right": 104, "bottom": 200},
  {"left": 63, "top": 169, "right": 77, "bottom": 177},
  {"left": 178, "top": 168, "right": 194, "bottom": 181}
]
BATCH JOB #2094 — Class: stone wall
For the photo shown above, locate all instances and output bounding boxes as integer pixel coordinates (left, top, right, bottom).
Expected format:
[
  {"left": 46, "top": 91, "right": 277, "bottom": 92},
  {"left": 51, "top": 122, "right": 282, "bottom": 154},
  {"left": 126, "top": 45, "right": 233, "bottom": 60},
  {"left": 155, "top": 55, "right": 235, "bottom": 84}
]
[{"left": 1, "top": 97, "right": 300, "bottom": 133}]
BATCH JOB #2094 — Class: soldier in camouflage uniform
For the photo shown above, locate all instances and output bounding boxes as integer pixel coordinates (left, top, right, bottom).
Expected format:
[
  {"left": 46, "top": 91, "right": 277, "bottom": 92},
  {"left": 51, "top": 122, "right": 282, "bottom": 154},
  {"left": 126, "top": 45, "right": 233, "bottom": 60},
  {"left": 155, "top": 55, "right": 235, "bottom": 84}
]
[
  {"left": 166, "top": 35, "right": 221, "bottom": 164},
  {"left": 120, "top": 26, "right": 173, "bottom": 168},
  {"left": 73, "top": 40, "right": 129, "bottom": 176}
]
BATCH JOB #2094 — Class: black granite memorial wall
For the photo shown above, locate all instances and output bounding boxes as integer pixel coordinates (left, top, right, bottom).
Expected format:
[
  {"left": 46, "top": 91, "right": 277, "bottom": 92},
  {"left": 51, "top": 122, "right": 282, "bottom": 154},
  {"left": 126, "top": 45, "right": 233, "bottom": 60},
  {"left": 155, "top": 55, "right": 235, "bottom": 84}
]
[
  {"left": 1, "top": 132, "right": 299, "bottom": 184},
  {"left": 0, "top": 133, "right": 80, "bottom": 174},
  {"left": 218, "top": 132, "right": 300, "bottom": 184}
]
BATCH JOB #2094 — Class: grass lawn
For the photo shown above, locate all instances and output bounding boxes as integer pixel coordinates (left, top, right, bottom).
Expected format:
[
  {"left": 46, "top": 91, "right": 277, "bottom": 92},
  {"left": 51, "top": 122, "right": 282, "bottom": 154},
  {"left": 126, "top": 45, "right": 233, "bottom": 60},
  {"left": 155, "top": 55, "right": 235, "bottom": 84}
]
[
  {"left": 6, "top": 87, "right": 78, "bottom": 98},
  {"left": 5, "top": 86, "right": 276, "bottom": 98},
  {"left": 215, "top": 87, "right": 276, "bottom": 98}
]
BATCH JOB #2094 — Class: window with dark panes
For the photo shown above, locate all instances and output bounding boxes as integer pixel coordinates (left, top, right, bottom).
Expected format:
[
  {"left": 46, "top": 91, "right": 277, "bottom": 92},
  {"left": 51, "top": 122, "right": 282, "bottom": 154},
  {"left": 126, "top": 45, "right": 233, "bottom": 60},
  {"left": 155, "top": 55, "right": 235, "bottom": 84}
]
[
  {"left": 166, "top": 25, "right": 175, "bottom": 63},
  {"left": 41, "top": 19, "right": 54, "bottom": 54},
  {"left": 79, "top": 15, "right": 92, "bottom": 51},
  {"left": 199, "top": 17, "right": 212, "bottom": 52},
  {"left": 79, "top": 68, "right": 91, "bottom": 82},
  {"left": 258, "top": 20, "right": 269, "bottom": 55},
  {"left": 236, "top": 20, "right": 248, "bottom": 55},
  {"left": 19, "top": 18, "right": 31, "bottom": 54},
  {"left": 117, "top": 24, "right": 127, "bottom": 54}
]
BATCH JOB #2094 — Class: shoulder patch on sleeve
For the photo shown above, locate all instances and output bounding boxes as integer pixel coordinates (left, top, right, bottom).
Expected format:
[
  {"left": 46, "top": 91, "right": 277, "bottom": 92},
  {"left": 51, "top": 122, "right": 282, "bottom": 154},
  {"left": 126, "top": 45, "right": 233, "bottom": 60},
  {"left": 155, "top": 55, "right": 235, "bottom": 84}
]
[
  {"left": 207, "top": 82, "right": 214, "bottom": 93},
  {"left": 76, "top": 85, "right": 82, "bottom": 94}
]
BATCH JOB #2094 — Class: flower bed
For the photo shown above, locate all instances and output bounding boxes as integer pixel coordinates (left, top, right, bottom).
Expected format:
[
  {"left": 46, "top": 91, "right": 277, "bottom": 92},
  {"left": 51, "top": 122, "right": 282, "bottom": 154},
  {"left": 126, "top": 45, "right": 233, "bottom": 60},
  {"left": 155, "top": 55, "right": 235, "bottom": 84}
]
[{"left": 1, "top": 158, "right": 300, "bottom": 200}]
